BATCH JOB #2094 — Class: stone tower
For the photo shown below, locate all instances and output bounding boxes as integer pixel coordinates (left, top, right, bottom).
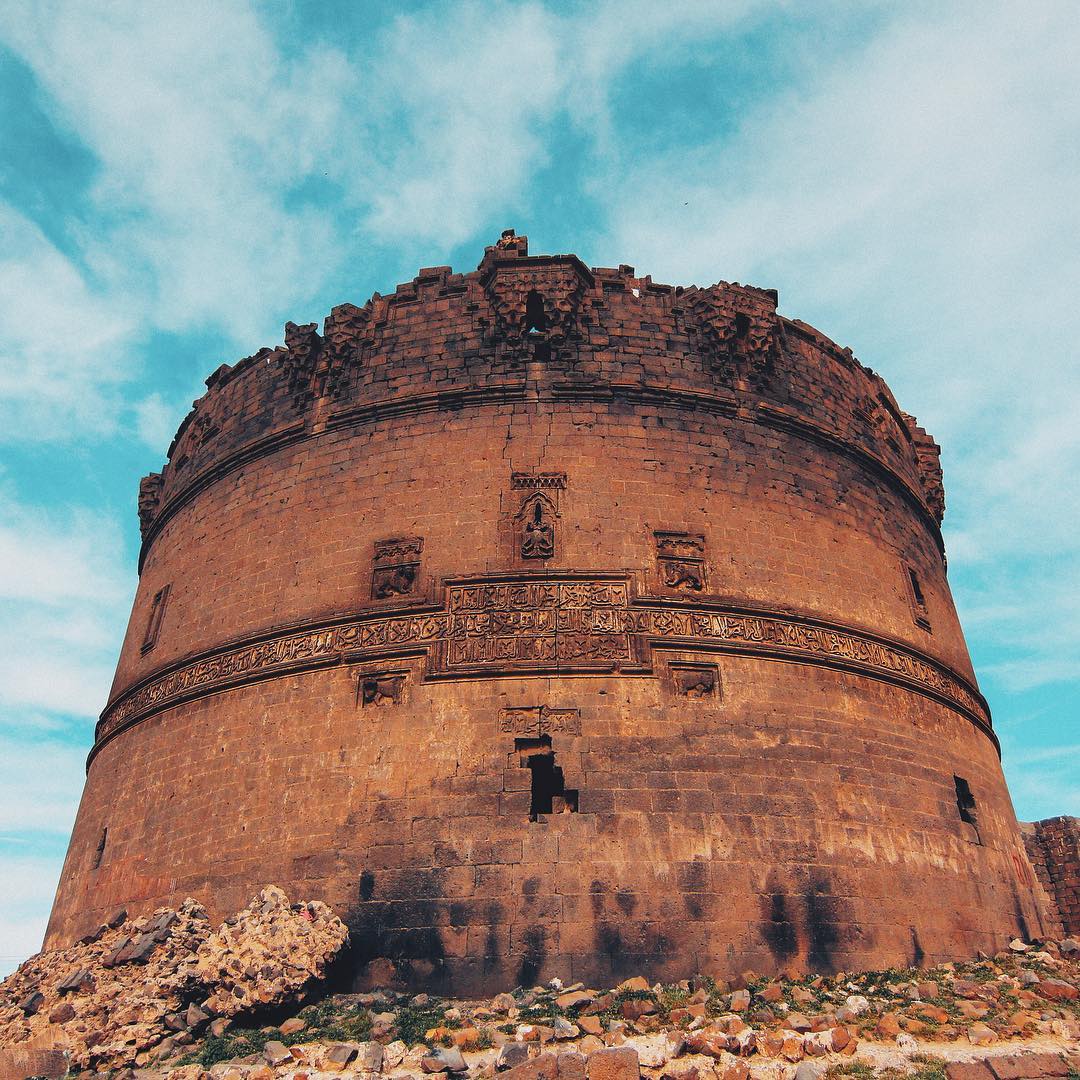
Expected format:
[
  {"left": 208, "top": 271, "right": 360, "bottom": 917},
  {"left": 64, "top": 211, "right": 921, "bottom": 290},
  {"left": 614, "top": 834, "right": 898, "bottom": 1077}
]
[{"left": 47, "top": 232, "right": 1055, "bottom": 993}]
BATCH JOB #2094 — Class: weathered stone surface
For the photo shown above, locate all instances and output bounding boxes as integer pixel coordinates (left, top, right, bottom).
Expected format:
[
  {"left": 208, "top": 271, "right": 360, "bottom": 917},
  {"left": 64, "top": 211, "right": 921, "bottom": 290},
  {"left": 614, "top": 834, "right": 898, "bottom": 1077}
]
[
  {"left": 38, "top": 235, "right": 1053, "bottom": 994},
  {"left": 0, "top": 887, "right": 346, "bottom": 1072},
  {"left": 587, "top": 1047, "right": 639, "bottom": 1080}
]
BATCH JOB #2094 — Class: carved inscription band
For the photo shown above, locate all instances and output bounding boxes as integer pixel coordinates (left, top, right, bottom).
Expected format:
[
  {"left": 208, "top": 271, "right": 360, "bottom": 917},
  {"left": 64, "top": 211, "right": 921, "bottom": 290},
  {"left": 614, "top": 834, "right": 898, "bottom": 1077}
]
[{"left": 93, "top": 575, "right": 992, "bottom": 764}]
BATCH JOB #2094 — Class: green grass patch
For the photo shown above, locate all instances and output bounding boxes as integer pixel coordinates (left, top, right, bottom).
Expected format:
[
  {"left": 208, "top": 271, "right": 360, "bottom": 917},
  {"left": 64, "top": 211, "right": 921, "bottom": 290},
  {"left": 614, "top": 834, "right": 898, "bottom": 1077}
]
[{"left": 176, "top": 1026, "right": 273, "bottom": 1068}]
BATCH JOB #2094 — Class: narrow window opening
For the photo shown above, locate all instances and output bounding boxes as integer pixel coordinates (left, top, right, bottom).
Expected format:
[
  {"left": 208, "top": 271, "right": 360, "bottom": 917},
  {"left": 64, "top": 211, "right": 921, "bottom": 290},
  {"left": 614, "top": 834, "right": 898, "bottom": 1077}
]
[
  {"left": 954, "top": 775, "right": 981, "bottom": 843},
  {"left": 908, "top": 568, "right": 926, "bottom": 607},
  {"left": 905, "top": 566, "right": 931, "bottom": 630},
  {"left": 524, "top": 290, "right": 547, "bottom": 334},
  {"left": 141, "top": 583, "right": 171, "bottom": 653},
  {"left": 734, "top": 312, "right": 751, "bottom": 339},
  {"left": 92, "top": 827, "right": 107, "bottom": 870},
  {"left": 515, "top": 736, "right": 578, "bottom": 821}
]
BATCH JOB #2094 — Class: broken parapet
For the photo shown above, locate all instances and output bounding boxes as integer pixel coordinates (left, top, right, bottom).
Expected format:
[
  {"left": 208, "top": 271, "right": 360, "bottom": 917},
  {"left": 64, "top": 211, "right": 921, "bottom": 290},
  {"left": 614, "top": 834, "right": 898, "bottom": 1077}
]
[{"left": 1022, "top": 816, "right": 1080, "bottom": 936}]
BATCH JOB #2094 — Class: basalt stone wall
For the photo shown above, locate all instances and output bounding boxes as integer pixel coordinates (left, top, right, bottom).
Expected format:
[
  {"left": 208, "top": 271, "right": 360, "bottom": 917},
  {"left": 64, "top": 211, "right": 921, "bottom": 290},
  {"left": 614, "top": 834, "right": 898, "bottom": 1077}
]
[
  {"left": 1022, "top": 817, "right": 1080, "bottom": 936},
  {"left": 46, "top": 231, "right": 1056, "bottom": 994}
]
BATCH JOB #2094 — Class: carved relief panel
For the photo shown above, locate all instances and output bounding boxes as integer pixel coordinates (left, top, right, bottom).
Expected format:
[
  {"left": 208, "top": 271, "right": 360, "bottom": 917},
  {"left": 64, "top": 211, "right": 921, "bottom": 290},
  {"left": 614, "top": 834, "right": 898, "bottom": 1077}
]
[
  {"left": 655, "top": 531, "right": 708, "bottom": 593},
  {"left": 683, "top": 284, "right": 778, "bottom": 387},
  {"left": 669, "top": 661, "right": 721, "bottom": 700},
  {"left": 371, "top": 537, "right": 423, "bottom": 600},
  {"left": 482, "top": 258, "right": 592, "bottom": 361},
  {"left": 510, "top": 473, "right": 565, "bottom": 563}
]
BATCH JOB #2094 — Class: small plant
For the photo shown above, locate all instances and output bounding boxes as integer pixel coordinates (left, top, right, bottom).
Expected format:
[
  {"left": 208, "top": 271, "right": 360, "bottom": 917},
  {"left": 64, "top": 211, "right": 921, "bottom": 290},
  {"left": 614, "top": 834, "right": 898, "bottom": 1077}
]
[
  {"left": 176, "top": 1026, "right": 272, "bottom": 1068},
  {"left": 825, "top": 1062, "right": 877, "bottom": 1080},
  {"left": 908, "top": 1054, "right": 948, "bottom": 1080},
  {"left": 292, "top": 998, "right": 372, "bottom": 1044},
  {"left": 394, "top": 1003, "right": 455, "bottom": 1047}
]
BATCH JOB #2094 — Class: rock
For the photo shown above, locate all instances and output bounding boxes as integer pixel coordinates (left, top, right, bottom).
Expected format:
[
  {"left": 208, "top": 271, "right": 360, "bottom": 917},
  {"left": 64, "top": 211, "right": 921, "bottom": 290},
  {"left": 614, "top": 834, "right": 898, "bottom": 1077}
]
[
  {"left": 279, "top": 1016, "right": 306, "bottom": 1036},
  {"left": 210, "top": 1016, "right": 232, "bottom": 1037},
  {"left": 875, "top": 1013, "right": 901, "bottom": 1038},
  {"left": 618, "top": 977, "right": 650, "bottom": 993},
  {"left": 186, "top": 1003, "right": 210, "bottom": 1029},
  {"left": 47, "top": 1002, "right": 76, "bottom": 1024},
  {"left": 552, "top": 1017, "right": 580, "bottom": 1040},
  {"left": 967, "top": 1023, "right": 997, "bottom": 1045},
  {"left": 917, "top": 981, "right": 940, "bottom": 999},
  {"left": 579, "top": 1016, "right": 604, "bottom": 1036},
  {"left": 56, "top": 967, "right": 95, "bottom": 994},
  {"left": 499, "top": 1043, "right": 531, "bottom": 1070},
  {"left": 1039, "top": 979, "right": 1078, "bottom": 1001},
  {"left": 830, "top": 1026, "right": 851, "bottom": 1052},
  {"left": 1019, "top": 969, "right": 1040, "bottom": 985},
  {"left": 958, "top": 1000, "right": 990, "bottom": 1020},
  {"left": 1009, "top": 939, "right": 1030, "bottom": 952},
  {"left": 423, "top": 1047, "right": 468, "bottom": 1073},
  {"left": 557, "top": 990, "right": 596, "bottom": 1010},
  {"left": 1059, "top": 937, "right": 1080, "bottom": 956},
  {"left": 620, "top": 998, "right": 656, "bottom": 1020},
  {"left": 263, "top": 1041, "right": 293, "bottom": 1067},
  {"left": 728, "top": 990, "right": 750, "bottom": 1011},
  {"left": 587, "top": 1047, "right": 640, "bottom": 1080},
  {"left": 558, "top": 1051, "right": 587, "bottom": 1080},
  {"left": 786, "top": 1013, "right": 811, "bottom": 1033},
  {"left": 780, "top": 1031, "right": 804, "bottom": 1062},
  {"left": 354, "top": 1041, "right": 384, "bottom": 1071},
  {"left": 105, "top": 907, "right": 128, "bottom": 928},
  {"left": 946, "top": 1064, "right": 994, "bottom": 1080},
  {"left": 453, "top": 1025, "right": 485, "bottom": 1047},
  {"left": 896, "top": 1033, "right": 919, "bottom": 1053},
  {"left": 791, "top": 987, "right": 814, "bottom": 1005},
  {"left": 759, "top": 983, "right": 784, "bottom": 1003},
  {"left": 986, "top": 1052, "right": 1071, "bottom": 1078},
  {"left": 911, "top": 1003, "right": 950, "bottom": 1023},
  {"left": 843, "top": 994, "right": 870, "bottom": 1015},
  {"left": 802, "top": 1032, "right": 832, "bottom": 1057},
  {"left": 794, "top": 1062, "right": 825, "bottom": 1080},
  {"left": 18, "top": 990, "right": 44, "bottom": 1016},
  {"left": 627, "top": 1034, "right": 679, "bottom": 1068}
]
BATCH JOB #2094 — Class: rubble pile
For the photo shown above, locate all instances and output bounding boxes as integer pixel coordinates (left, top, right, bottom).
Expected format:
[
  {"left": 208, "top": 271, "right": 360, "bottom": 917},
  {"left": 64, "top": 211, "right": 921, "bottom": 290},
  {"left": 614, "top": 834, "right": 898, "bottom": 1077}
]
[
  {"left": 0, "top": 887, "right": 347, "bottom": 1072},
  {"left": 156, "top": 937, "right": 1079, "bottom": 1080}
]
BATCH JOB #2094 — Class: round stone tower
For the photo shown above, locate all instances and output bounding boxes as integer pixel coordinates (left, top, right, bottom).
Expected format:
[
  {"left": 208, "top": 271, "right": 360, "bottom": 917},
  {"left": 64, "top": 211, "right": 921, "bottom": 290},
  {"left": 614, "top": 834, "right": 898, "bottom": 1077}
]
[{"left": 47, "top": 231, "right": 1053, "bottom": 993}]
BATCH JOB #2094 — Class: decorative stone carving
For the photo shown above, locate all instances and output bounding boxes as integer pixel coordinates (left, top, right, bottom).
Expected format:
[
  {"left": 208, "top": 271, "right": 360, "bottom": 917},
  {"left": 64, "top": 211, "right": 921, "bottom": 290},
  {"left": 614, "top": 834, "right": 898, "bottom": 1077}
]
[
  {"left": 138, "top": 473, "right": 164, "bottom": 542},
  {"left": 481, "top": 247, "right": 592, "bottom": 361},
  {"left": 359, "top": 672, "right": 406, "bottom": 706},
  {"left": 371, "top": 537, "right": 423, "bottom": 600},
  {"left": 499, "top": 704, "right": 581, "bottom": 737},
  {"left": 683, "top": 283, "right": 778, "bottom": 386},
  {"left": 511, "top": 472, "right": 566, "bottom": 491},
  {"left": 518, "top": 493, "right": 557, "bottom": 560},
  {"left": 670, "top": 662, "right": 720, "bottom": 699},
  {"left": 282, "top": 321, "right": 323, "bottom": 410},
  {"left": 655, "top": 531, "right": 708, "bottom": 592},
  {"left": 95, "top": 573, "right": 991, "bottom": 755}
]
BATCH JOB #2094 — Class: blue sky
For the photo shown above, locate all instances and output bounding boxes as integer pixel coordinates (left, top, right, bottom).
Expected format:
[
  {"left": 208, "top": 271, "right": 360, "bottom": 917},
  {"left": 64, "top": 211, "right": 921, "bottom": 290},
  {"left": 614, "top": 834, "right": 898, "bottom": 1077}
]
[{"left": 0, "top": 1, "right": 1078, "bottom": 975}]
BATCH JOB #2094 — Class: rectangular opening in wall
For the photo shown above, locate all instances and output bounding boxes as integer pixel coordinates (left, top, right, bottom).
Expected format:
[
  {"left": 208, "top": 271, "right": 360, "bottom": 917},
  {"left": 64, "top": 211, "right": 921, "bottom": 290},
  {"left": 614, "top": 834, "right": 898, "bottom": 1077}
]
[
  {"left": 905, "top": 566, "right": 931, "bottom": 631},
  {"left": 514, "top": 736, "right": 578, "bottom": 822},
  {"left": 92, "top": 826, "right": 107, "bottom": 869},
  {"left": 953, "top": 775, "right": 981, "bottom": 844},
  {"left": 141, "top": 583, "right": 171, "bottom": 653}
]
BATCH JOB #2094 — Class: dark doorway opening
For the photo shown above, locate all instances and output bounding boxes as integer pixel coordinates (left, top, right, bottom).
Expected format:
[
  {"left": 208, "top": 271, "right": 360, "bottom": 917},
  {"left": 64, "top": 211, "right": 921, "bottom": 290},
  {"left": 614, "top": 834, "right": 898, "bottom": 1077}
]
[{"left": 515, "top": 736, "right": 578, "bottom": 821}]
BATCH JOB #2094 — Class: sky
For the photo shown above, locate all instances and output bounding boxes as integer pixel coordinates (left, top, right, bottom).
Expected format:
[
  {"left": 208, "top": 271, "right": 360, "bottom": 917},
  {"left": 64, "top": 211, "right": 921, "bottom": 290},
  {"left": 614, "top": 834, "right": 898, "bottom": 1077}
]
[{"left": 0, "top": 0, "right": 1078, "bottom": 977}]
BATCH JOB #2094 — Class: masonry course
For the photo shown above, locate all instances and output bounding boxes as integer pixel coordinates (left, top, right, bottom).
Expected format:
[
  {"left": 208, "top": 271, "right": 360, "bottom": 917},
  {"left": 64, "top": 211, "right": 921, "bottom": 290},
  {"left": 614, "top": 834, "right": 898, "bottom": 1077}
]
[{"left": 44, "top": 230, "right": 1065, "bottom": 994}]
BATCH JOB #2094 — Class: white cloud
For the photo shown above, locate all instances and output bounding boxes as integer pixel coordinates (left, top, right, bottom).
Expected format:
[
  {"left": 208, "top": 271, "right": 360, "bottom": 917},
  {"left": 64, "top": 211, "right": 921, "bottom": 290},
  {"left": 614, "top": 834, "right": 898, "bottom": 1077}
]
[
  {"left": 0, "top": 203, "right": 136, "bottom": 444},
  {"left": 604, "top": 2, "right": 1080, "bottom": 707},
  {"left": 0, "top": 853, "right": 67, "bottom": 977},
  {"left": 0, "top": 499, "right": 132, "bottom": 718},
  {"left": 0, "top": 0, "right": 354, "bottom": 344}
]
